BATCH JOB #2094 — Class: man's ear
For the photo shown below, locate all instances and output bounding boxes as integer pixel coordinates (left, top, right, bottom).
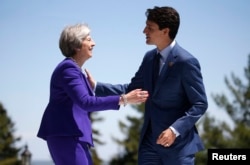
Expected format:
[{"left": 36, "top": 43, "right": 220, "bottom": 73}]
[{"left": 162, "top": 28, "right": 170, "bottom": 35}]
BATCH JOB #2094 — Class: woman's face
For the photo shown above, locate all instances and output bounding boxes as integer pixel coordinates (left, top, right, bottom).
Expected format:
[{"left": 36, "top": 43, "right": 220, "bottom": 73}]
[{"left": 80, "top": 34, "right": 95, "bottom": 59}]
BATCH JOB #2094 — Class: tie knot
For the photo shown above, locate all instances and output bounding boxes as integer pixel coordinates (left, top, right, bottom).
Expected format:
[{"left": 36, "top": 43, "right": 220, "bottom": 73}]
[
  {"left": 156, "top": 53, "right": 161, "bottom": 59},
  {"left": 154, "top": 53, "right": 161, "bottom": 63}
]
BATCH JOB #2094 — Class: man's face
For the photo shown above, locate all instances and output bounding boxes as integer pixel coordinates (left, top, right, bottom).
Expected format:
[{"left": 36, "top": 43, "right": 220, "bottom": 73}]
[{"left": 143, "top": 20, "right": 169, "bottom": 49}]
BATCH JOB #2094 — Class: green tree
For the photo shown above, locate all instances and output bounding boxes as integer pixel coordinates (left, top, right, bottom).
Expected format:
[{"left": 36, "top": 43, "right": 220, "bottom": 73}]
[
  {"left": 91, "top": 112, "right": 106, "bottom": 165},
  {"left": 211, "top": 54, "right": 250, "bottom": 148},
  {"left": 109, "top": 104, "right": 144, "bottom": 165},
  {"left": 196, "top": 54, "right": 250, "bottom": 164},
  {"left": 195, "top": 114, "right": 232, "bottom": 165},
  {"left": 0, "top": 102, "right": 21, "bottom": 165}
]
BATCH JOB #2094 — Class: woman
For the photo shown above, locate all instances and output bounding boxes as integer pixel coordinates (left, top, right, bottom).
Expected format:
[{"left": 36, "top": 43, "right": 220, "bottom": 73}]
[{"left": 37, "top": 23, "right": 148, "bottom": 165}]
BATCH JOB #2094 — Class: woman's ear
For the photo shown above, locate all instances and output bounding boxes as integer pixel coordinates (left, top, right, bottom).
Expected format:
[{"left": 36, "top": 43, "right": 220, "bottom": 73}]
[{"left": 75, "top": 48, "right": 81, "bottom": 52}]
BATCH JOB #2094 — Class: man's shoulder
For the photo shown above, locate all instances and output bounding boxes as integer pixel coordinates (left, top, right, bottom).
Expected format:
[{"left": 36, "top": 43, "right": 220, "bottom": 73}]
[
  {"left": 172, "top": 44, "right": 197, "bottom": 60},
  {"left": 144, "top": 48, "right": 157, "bottom": 58}
]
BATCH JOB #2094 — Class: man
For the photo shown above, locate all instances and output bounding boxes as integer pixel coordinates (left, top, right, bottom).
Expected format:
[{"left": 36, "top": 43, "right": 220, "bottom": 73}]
[{"left": 87, "top": 6, "right": 208, "bottom": 165}]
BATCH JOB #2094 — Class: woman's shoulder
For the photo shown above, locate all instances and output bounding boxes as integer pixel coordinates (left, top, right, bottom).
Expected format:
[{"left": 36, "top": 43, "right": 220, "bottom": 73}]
[
  {"left": 52, "top": 58, "right": 81, "bottom": 76},
  {"left": 55, "top": 58, "right": 77, "bottom": 69}
]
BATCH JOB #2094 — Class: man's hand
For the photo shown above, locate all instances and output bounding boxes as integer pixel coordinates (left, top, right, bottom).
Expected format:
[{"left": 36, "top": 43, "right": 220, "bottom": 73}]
[{"left": 156, "top": 128, "right": 176, "bottom": 147}]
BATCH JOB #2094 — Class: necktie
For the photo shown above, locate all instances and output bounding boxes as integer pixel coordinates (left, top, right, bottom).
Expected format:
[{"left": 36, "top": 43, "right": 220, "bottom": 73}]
[{"left": 152, "top": 53, "right": 161, "bottom": 89}]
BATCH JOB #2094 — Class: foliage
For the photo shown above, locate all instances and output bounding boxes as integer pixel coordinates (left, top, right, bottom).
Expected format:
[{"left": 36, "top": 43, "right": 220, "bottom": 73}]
[
  {"left": 211, "top": 55, "right": 250, "bottom": 147},
  {"left": 196, "top": 54, "right": 250, "bottom": 164},
  {"left": 91, "top": 112, "right": 105, "bottom": 165},
  {"left": 0, "top": 103, "right": 21, "bottom": 165},
  {"left": 109, "top": 104, "right": 144, "bottom": 165}
]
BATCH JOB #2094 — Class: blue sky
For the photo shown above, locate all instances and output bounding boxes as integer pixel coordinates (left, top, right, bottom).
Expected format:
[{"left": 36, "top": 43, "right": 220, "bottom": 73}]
[{"left": 0, "top": 0, "right": 249, "bottom": 162}]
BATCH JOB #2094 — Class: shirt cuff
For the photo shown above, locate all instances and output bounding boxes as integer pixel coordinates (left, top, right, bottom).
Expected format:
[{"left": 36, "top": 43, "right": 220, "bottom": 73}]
[{"left": 170, "top": 126, "right": 180, "bottom": 137}]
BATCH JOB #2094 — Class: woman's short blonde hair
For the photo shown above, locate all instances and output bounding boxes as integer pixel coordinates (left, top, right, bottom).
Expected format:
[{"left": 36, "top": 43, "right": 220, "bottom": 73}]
[{"left": 59, "top": 23, "right": 90, "bottom": 57}]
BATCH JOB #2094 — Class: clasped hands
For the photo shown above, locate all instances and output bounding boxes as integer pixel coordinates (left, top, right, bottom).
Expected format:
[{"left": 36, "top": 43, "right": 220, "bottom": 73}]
[{"left": 84, "top": 69, "right": 149, "bottom": 105}]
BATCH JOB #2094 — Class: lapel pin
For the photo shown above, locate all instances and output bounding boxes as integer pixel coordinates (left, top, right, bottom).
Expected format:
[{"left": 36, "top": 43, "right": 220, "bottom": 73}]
[{"left": 168, "top": 62, "right": 174, "bottom": 67}]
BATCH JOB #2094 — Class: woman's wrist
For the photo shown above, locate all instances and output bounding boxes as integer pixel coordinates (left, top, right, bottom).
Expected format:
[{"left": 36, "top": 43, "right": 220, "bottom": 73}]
[{"left": 119, "top": 94, "right": 127, "bottom": 107}]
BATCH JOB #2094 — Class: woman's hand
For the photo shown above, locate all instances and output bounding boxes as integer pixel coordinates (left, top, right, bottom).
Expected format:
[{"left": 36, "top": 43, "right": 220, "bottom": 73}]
[
  {"left": 84, "top": 68, "right": 96, "bottom": 90},
  {"left": 123, "top": 89, "right": 149, "bottom": 105}
]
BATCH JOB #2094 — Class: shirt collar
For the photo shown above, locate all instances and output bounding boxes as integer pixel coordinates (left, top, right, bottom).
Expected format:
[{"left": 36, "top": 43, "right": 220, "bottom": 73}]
[{"left": 157, "top": 40, "right": 176, "bottom": 61}]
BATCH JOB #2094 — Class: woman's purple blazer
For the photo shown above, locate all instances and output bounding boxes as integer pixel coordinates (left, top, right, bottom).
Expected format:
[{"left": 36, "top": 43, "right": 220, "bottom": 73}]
[{"left": 37, "top": 58, "right": 120, "bottom": 146}]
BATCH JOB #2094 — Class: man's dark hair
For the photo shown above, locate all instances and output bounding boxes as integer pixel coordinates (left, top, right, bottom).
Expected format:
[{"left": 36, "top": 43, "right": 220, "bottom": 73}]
[{"left": 146, "top": 6, "right": 180, "bottom": 39}]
